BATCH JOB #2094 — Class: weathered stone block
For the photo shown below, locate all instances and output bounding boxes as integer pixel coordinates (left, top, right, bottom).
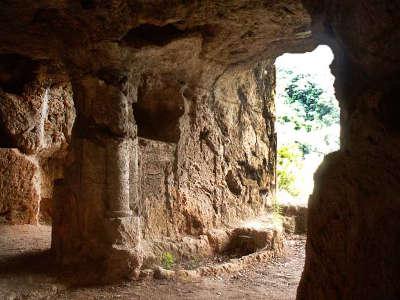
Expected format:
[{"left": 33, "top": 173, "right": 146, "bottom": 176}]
[
  {"left": 0, "top": 148, "right": 40, "bottom": 224},
  {"left": 0, "top": 79, "right": 75, "bottom": 156}
]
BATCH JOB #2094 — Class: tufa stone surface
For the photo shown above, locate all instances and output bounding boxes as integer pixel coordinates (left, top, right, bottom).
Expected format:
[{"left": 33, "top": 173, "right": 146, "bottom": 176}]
[
  {"left": 138, "top": 62, "right": 277, "bottom": 246},
  {"left": 1, "top": 0, "right": 399, "bottom": 293},
  {"left": 0, "top": 149, "right": 40, "bottom": 224},
  {"left": 281, "top": 205, "right": 307, "bottom": 234},
  {"left": 0, "top": 65, "right": 75, "bottom": 156},
  {"left": 297, "top": 1, "right": 400, "bottom": 299}
]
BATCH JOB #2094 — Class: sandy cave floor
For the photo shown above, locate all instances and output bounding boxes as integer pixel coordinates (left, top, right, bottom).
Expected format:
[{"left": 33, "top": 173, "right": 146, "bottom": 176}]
[{"left": 0, "top": 225, "right": 305, "bottom": 300}]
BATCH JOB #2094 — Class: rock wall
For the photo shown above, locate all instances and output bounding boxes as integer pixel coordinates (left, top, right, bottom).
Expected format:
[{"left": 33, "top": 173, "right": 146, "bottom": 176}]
[
  {"left": 297, "top": 1, "right": 400, "bottom": 299},
  {"left": 137, "top": 62, "right": 277, "bottom": 261},
  {"left": 0, "top": 1, "right": 393, "bottom": 295},
  {"left": 9, "top": 0, "right": 399, "bottom": 289},
  {"left": 0, "top": 149, "right": 40, "bottom": 223},
  {"left": 0, "top": 60, "right": 75, "bottom": 224},
  {"left": 3, "top": 0, "right": 399, "bottom": 293},
  {"left": 0, "top": 0, "right": 315, "bottom": 281}
]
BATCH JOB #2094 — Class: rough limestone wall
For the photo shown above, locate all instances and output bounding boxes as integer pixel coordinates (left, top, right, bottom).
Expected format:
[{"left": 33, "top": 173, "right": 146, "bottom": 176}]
[
  {"left": 138, "top": 61, "right": 277, "bottom": 246},
  {"left": 0, "top": 0, "right": 314, "bottom": 282},
  {"left": 0, "top": 60, "right": 75, "bottom": 224},
  {"left": 0, "top": 149, "right": 40, "bottom": 223},
  {"left": 298, "top": 1, "right": 400, "bottom": 299}
]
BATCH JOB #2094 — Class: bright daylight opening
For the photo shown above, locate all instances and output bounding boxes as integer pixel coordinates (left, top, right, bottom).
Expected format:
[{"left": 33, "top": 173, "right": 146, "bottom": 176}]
[{"left": 275, "top": 45, "right": 339, "bottom": 207}]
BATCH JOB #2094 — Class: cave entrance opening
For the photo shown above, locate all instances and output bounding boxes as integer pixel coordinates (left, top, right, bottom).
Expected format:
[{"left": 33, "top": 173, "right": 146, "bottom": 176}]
[
  {"left": 274, "top": 45, "right": 340, "bottom": 209},
  {"left": 267, "top": 46, "right": 340, "bottom": 296}
]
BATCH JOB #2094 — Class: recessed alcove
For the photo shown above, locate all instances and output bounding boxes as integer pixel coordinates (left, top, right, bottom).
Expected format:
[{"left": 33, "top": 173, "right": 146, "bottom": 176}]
[
  {"left": 0, "top": 54, "right": 37, "bottom": 94},
  {"left": 133, "top": 75, "right": 185, "bottom": 143}
]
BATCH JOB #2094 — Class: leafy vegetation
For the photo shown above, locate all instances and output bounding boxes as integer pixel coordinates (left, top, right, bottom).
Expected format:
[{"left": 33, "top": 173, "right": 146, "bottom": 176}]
[
  {"left": 161, "top": 252, "right": 175, "bottom": 270},
  {"left": 275, "top": 47, "right": 340, "bottom": 204},
  {"left": 271, "top": 195, "right": 284, "bottom": 222},
  {"left": 277, "top": 144, "right": 302, "bottom": 197}
]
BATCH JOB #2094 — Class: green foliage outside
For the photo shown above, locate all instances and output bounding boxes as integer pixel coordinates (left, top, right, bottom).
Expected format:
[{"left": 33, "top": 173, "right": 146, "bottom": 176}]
[
  {"left": 275, "top": 52, "right": 340, "bottom": 201},
  {"left": 287, "top": 76, "right": 320, "bottom": 122},
  {"left": 161, "top": 252, "right": 175, "bottom": 270},
  {"left": 278, "top": 72, "right": 339, "bottom": 131},
  {"left": 277, "top": 144, "right": 302, "bottom": 197},
  {"left": 271, "top": 194, "right": 283, "bottom": 223}
]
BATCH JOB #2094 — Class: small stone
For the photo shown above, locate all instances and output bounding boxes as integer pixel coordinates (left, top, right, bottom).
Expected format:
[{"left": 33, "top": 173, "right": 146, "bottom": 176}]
[
  {"left": 139, "top": 269, "right": 154, "bottom": 279},
  {"left": 153, "top": 266, "right": 176, "bottom": 280}
]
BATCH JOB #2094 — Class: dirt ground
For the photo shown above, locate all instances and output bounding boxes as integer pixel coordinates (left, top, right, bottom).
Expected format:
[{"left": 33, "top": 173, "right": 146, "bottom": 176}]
[{"left": 0, "top": 225, "right": 305, "bottom": 300}]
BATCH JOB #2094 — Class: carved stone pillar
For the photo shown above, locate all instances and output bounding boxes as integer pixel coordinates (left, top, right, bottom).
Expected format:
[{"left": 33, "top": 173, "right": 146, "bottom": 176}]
[
  {"left": 52, "top": 74, "right": 142, "bottom": 282},
  {"left": 106, "top": 138, "right": 132, "bottom": 218}
]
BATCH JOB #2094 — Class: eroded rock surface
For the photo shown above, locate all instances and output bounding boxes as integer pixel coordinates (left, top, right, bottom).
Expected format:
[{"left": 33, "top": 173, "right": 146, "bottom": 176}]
[
  {"left": 297, "top": 1, "right": 400, "bottom": 299},
  {"left": 139, "top": 62, "right": 277, "bottom": 243},
  {"left": 0, "top": 62, "right": 75, "bottom": 224},
  {"left": 0, "top": 0, "right": 398, "bottom": 295},
  {"left": 16, "top": 0, "right": 312, "bottom": 281},
  {"left": 0, "top": 149, "right": 39, "bottom": 224},
  {"left": 281, "top": 205, "right": 307, "bottom": 234},
  {"left": 0, "top": 67, "right": 74, "bottom": 156}
]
